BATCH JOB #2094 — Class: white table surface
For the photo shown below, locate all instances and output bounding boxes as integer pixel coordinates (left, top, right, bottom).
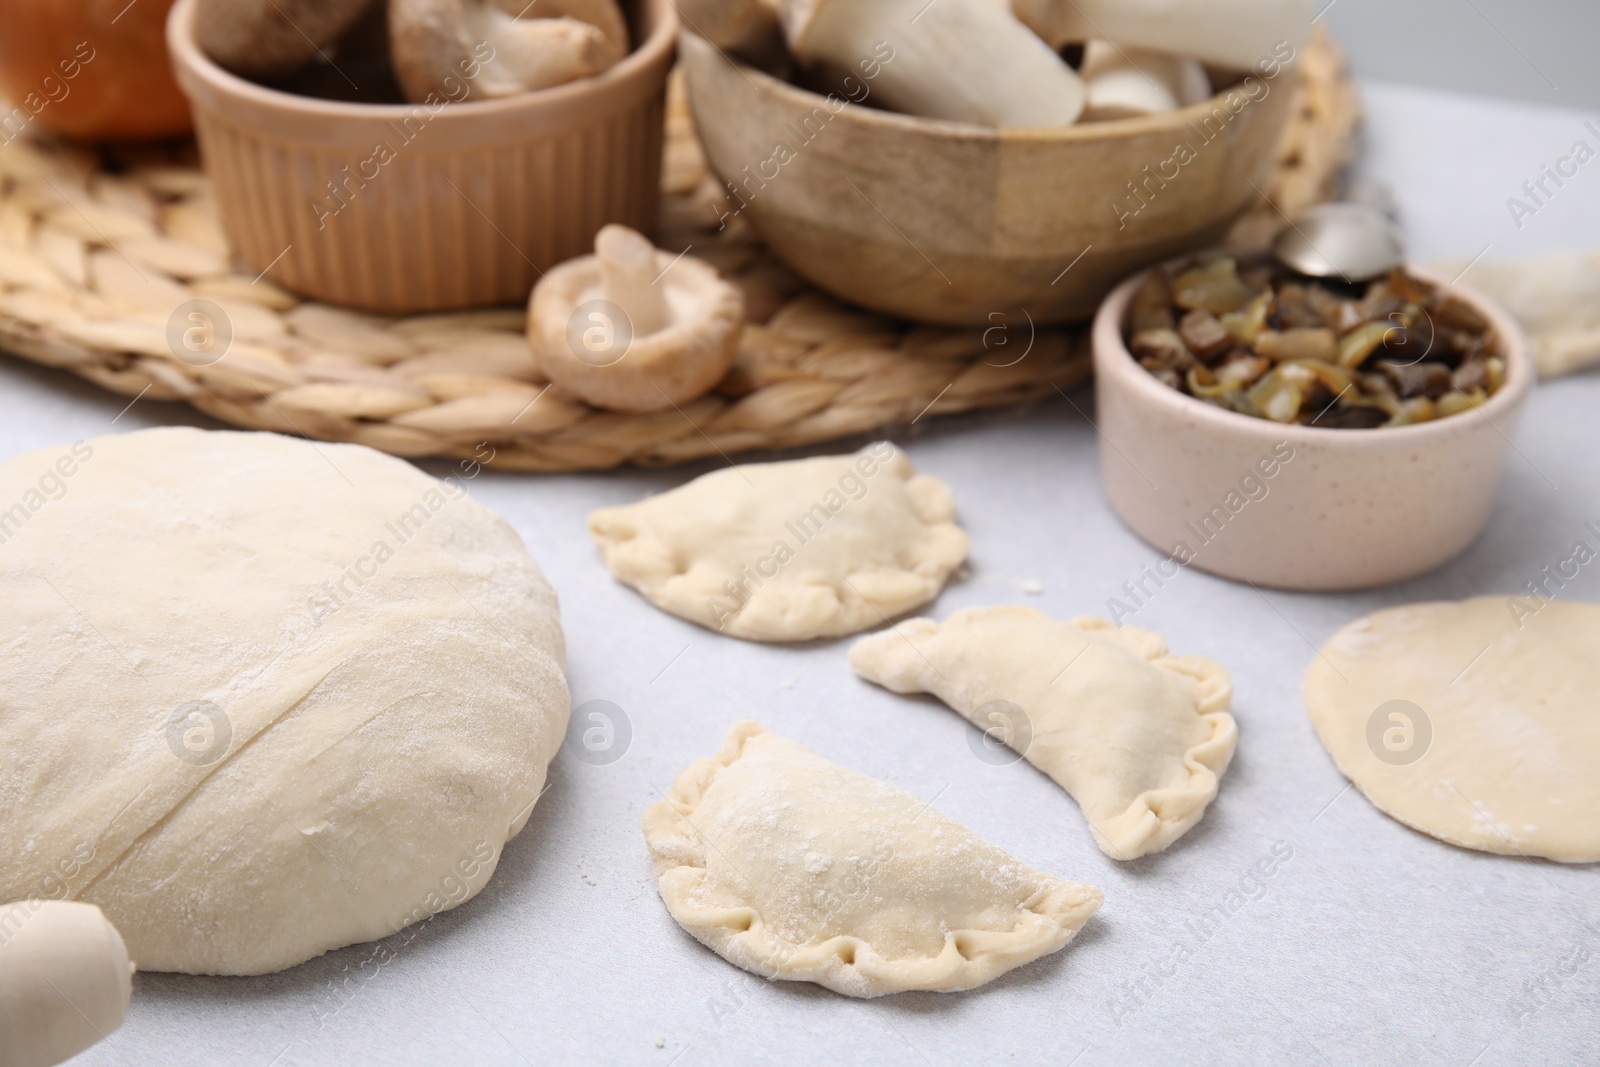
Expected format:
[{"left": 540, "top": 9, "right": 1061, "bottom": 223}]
[{"left": 8, "top": 79, "right": 1597, "bottom": 1067}]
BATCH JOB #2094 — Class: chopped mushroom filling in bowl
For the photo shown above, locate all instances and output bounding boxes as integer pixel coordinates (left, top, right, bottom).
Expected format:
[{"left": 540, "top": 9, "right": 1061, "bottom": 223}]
[
  {"left": 1091, "top": 253, "right": 1534, "bottom": 591},
  {"left": 1125, "top": 254, "right": 1507, "bottom": 428}
]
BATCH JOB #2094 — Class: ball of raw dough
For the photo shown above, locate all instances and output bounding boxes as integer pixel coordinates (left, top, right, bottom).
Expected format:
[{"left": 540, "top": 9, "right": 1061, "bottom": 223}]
[{"left": 0, "top": 428, "right": 569, "bottom": 974}]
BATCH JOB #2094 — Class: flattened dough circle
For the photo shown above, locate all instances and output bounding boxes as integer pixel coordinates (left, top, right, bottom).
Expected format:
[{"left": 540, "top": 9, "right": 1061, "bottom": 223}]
[
  {"left": 0, "top": 428, "right": 569, "bottom": 973},
  {"left": 1306, "top": 597, "right": 1600, "bottom": 863}
]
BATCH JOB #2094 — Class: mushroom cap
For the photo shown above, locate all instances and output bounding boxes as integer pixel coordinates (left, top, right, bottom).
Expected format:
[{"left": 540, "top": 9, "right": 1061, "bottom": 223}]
[
  {"left": 776, "top": 0, "right": 1084, "bottom": 127},
  {"left": 1079, "top": 42, "right": 1213, "bottom": 121},
  {"left": 196, "top": 0, "right": 378, "bottom": 81},
  {"left": 530, "top": 0, "right": 631, "bottom": 67},
  {"left": 528, "top": 250, "right": 744, "bottom": 414},
  {"left": 774, "top": 0, "right": 823, "bottom": 50},
  {"left": 677, "top": 0, "right": 784, "bottom": 67},
  {"left": 1080, "top": 41, "right": 1212, "bottom": 106},
  {"left": 1009, "top": 0, "right": 1079, "bottom": 50},
  {"left": 1082, "top": 69, "right": 1176, "bottom": 121},
  {"left": 390, "top": 0, "right": 626, "bottom": 104}
]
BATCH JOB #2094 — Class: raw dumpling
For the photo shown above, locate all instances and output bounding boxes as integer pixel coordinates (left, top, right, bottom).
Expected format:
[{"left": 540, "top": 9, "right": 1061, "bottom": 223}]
[
  {"left": 850, "top": 606, "right": 1236, "bottom": 860},
  {"left": 0, "top": 428, "right": 569, "bottom": 975},
  {"left": 589, "top": 442, "right": 968, "bottom": 642},
  {"left": 1307, "top": 596, "right": 1600, "bottom": 863},
  {"left": 1427, "top": 252, "right": 1600, "bottom": 378},
  {"left": 642, "top": 722, "right": 1103, "bottom": 997}
]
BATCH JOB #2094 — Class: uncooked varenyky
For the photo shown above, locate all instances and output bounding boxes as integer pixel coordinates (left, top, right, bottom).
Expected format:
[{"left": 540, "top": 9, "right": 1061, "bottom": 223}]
[
  {"left": 589, "top": 442, "right": 968, "bottom": 642},
  {"left": 643, "top": 721, "right": 1102, "bottom": 997},
  {"left": 851, "top": 605, "right": 1237, "bottom": 859}
]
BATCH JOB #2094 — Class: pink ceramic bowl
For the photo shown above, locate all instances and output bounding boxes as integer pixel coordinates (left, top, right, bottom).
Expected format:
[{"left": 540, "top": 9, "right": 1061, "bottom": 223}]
[
  {"left": 167, "top": 0, "right": 677, "bottom": 314},
  {"left": 1091, "top": 260, "right": 1534, "bottom": 591}
]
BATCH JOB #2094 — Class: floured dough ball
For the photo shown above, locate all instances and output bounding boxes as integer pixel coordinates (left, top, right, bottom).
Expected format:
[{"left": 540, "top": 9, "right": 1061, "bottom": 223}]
[
  {"left": 644, "top": 722, "right": 1103, "bottom": 997},
  {"left": 589, "top": 443, "right": 969, "bottom": 642},
  {"left": 1307, "top": 597, "right": 1600, "bottom": 863},
  {"left": 0, "top": 428, "right": 569, "bottom": 974}
]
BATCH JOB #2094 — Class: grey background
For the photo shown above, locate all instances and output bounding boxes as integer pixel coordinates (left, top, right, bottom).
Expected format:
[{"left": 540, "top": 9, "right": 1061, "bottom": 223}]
[{"left": 1325, "top": 0, "right": 1600, "bottom": 110}]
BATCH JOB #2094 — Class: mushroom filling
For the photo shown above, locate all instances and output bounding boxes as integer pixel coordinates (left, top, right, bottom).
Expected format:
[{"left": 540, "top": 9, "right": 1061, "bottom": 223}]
[{"left": 1125, "top": 255, "right": 1505, "bottom": 428}]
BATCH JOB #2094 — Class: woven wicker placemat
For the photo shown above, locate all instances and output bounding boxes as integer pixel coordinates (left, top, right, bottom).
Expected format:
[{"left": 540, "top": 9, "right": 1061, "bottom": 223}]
[{"left": 0, "top": 33, "right": 1356, "bottom": 471}]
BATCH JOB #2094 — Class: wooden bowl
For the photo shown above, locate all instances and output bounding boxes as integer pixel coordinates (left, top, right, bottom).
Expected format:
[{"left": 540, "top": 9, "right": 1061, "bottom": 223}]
[
  {"left": 1092, "top": 261, "right": 1535, "bottom": 591},
  {"left": 167, "top": 0, "right": 676, "bottom": 314},
  {"left": 680, "top": 32, "right": 1293, "bottom": 327}
]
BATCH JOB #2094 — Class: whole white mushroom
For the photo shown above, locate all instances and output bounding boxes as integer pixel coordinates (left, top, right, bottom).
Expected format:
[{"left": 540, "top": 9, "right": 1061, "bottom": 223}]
[
  {"left": 1079, "top": 40, "right": 1212, "bottom": 121},
  {"left": 389, "top": 0, "right": 630, "bottom": 103},
  {"left": 1011, "top": 0, "right": 1312, "bottom": 71},
  {"left": 774, "top": 0, "right": 1086, "bottom": 127},
  {"left": 528, "top": 225, "right": 745, "bottom": 413}
]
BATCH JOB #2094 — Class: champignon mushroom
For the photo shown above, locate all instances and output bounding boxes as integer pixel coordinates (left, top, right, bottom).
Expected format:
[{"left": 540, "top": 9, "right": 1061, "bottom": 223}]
[
  {"left": 1079, "top": 40, "right": 1211, "bottom": 121},
  {"left": 195, "top": 0, "right": 378, "bottom": 81},
  {"left": 775, "top": 0, "right": 1085, "bottom": 127},
  {"left": 528, "top": 225, "right": 744, "bottom": 413},
  {"left": 389, "top": 0, "right": 629, "bottom": 104},
  {"left": 1008, "top": 0, "right": 1312, "bottom": 72},
  {"left": 0, "top": 901, "right": 134, "bottom": 1067},
  {"left": 534, "top": 0, "right": 632, "bottom": 66}
]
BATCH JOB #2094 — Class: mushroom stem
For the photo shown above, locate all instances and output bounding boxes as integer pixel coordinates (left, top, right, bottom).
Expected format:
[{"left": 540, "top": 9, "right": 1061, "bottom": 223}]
[
  {"left": 778, "top": 0, "right": 1084, "bottom": 127},
  {"left": 525, "top": 0, "right": 631, "bottom": 67},
  {"left": 392, "top": 0, "right": 617, "bottom": 103},
  {"left": 596, "top": 225, "right": 673, "bottom": 337},
  {"left": 675, "top": 0, "right": 787, "bottom": 69},
  {"left": 1010, "top": 0, "right": 1313, "bottom": 71},
  {"left": 465, "top": 9, "right": 611, "bottom": 95},
  {"left": 0, "top": 901, "right": 134, "bottom": 1067},
  {"left": 1079, "top": 40, "right": 1211, "bottom": 121}
]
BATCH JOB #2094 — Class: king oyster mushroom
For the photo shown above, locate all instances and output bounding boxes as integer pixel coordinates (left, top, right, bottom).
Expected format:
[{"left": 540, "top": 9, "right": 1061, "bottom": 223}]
[
  {"left": 775, "top": 0, "right": 1085, "bottom": 127},
  {"left": 528, "top": 225, "right": 744, "bottom": 413},
  {"left": 196, "top": 0, "right": 378, "bottom": 81},
  {"left": 1009, "top": 0, "right": 1312, "bottom": 71},
  {"left": 534, "top": 0, "right": 631, "bottom": 65},
  {"left": 389, "top": 0, "right": 629, "bottom": 104},
  {"left": 1078, "top": 40, "right": 1212, "bottom": 121},
  {"left": 676, "top": 0, "right": 788, "bottom": 70}
]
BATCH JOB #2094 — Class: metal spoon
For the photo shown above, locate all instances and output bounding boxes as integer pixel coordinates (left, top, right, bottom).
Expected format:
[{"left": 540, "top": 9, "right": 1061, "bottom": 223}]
[{"left": 1271, "top": 202, "right": 1405, "bottom": 283}]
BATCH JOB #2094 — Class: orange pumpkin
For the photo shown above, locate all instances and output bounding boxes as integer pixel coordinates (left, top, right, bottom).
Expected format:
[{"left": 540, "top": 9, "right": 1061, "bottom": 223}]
[{"left": 0, "top": 0, "right": 192, "bottom": 141}]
